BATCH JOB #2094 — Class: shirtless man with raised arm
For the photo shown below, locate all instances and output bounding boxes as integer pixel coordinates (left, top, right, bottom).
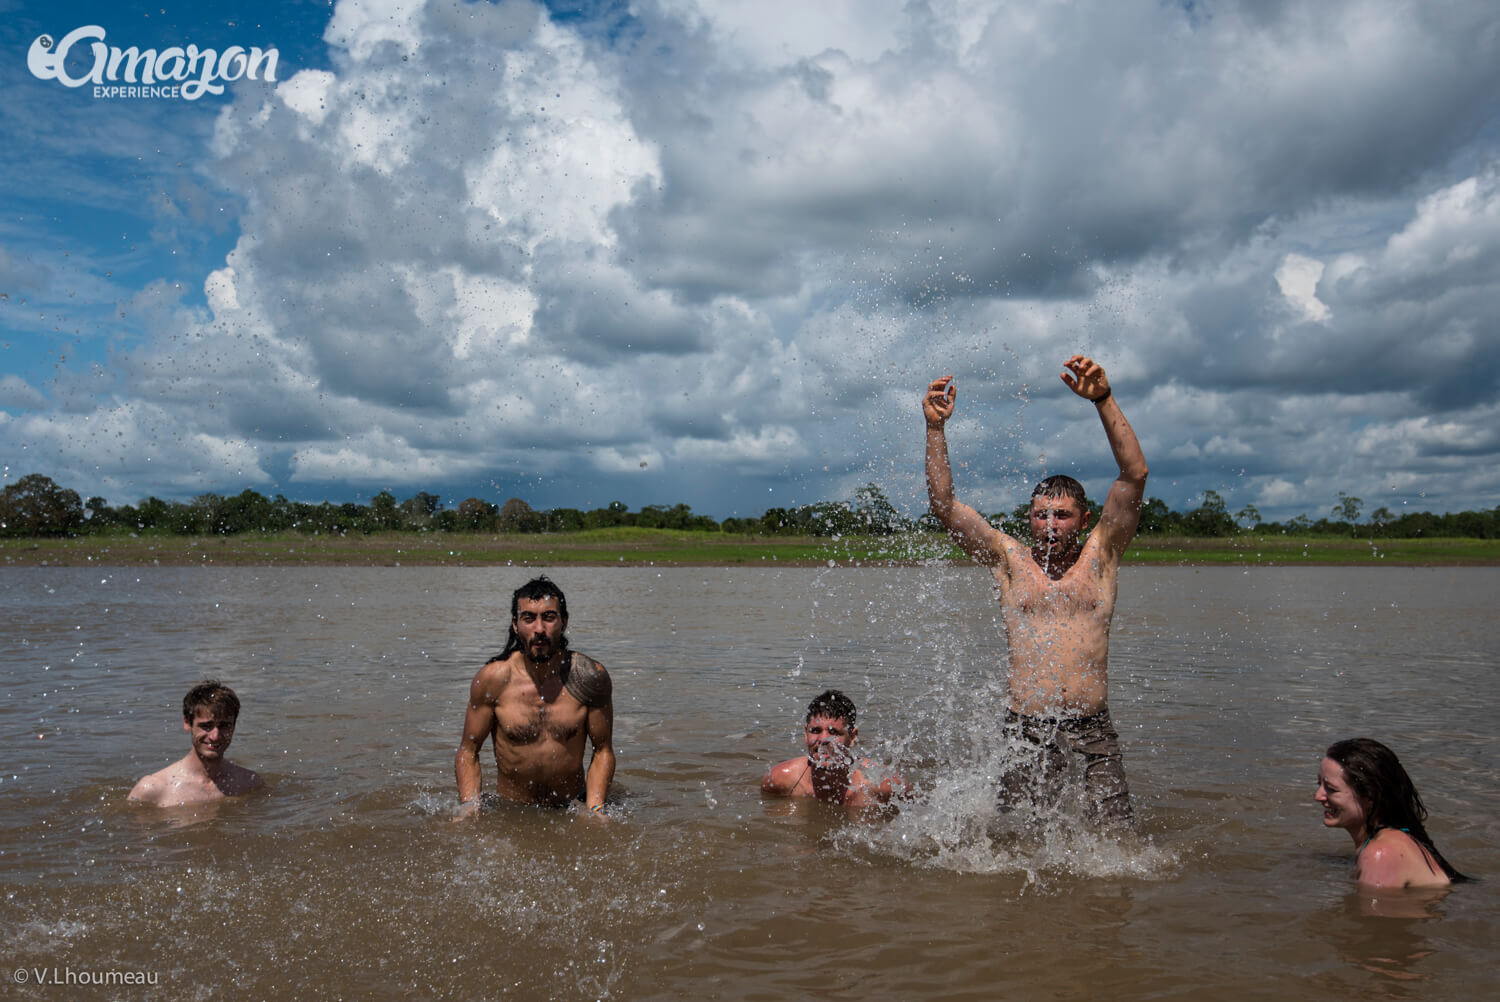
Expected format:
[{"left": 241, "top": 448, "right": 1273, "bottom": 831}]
[
  {"left": 455, "top": 576, "right": 615, "bottom": 818},
  {"left": 129, "top": 680, "right": 262, "bottom": 806},
  {"left": 924, "top": 355, "right": 1148, "bottom": 826}
]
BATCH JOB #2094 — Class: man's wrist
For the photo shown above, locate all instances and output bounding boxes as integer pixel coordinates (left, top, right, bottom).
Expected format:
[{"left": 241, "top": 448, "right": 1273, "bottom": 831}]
[{"left": 1091, "top": 387, "right": 1111, "bottom": 404}]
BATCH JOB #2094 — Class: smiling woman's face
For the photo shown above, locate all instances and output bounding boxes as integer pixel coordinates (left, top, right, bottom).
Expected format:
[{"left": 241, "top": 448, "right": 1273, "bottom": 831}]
[{"left": 1315, "top": 757, "right": 1370, "bottom": 836}]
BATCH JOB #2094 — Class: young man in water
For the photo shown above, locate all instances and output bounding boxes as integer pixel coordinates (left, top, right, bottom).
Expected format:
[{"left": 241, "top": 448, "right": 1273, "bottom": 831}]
[
  {"left": 455, "top": 577, "right": 615, "bottom": 818},
  {"left": 129, "top": 680, "right": 263, "bottom": 806},
  {"left": 923, "top": 355, "right": 1148, "bottom": 827},
  {"left": 762, "top": 689, "right": 904, "bottom": 807}
]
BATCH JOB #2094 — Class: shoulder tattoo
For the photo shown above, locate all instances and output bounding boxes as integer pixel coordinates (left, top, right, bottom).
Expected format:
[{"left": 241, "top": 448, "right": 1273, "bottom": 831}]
[{"left": 564, "top": 651, "right": 613, "bottom": 708}]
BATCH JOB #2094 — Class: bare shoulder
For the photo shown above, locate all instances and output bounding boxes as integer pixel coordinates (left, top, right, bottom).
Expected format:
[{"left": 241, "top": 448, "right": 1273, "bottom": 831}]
[
  {"left": 565, "top": 651, "right": 613, "bottom": 708},
  {"left": 127, "top": 765, "right": 173, "bottom": 805},
  {"left": 1357, "top": 829, "right": 1450, "bottom": 889},
  {"left": 976, "top": 533, "right": 1028, "bottom": 590},
  {"left": 762, "top": 757, "right": 805, "bottom": 795},
  {"left": 996, "top": 529, "right": 1030, "bottom": 566},
  {"left": 470, "top": 655, "right": 515, "bottom": 697},
  {"left": 971, "top": 517, "right": 1019, "bottom": 568},
  {"left": 1078, "top": 528, "right": 1124, "bottom": 572}
]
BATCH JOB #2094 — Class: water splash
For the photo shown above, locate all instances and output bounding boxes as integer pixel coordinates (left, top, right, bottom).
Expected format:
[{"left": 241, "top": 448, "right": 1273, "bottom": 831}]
[{"left": 801, "top": 565, "right": 1177, "bottom": 883}]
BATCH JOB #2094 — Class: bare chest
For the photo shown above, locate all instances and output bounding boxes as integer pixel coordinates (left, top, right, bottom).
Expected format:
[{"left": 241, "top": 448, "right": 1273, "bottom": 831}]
[
  {"left": 997, "top": 556, "right": 1116, "bottom": 622},
  {"left": 494, "top": 674, "right": 585, "bottom": 745}
]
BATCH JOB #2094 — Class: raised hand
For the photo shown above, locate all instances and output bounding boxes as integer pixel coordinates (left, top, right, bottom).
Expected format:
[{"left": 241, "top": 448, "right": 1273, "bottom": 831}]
[
  {"left": 924, "top": 375, "right": 958, "bottom": 427},
  {"left": 1061, "top": 355, "right": 1111, "bottom": 403}
]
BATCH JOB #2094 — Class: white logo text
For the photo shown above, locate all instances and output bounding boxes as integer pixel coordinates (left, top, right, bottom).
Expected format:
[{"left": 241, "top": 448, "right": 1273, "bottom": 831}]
[{"left": 28, "top": 25, "right": 279, "bottom": 101}]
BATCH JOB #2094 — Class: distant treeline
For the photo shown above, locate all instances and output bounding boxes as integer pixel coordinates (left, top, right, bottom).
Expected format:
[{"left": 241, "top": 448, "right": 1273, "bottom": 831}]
[{"left": 2, "top": 473, "right": 1496, "bottom": 541}]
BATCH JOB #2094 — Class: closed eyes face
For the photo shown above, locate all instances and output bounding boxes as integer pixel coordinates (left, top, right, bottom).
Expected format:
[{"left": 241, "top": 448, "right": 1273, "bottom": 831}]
[
  {"left": 1029, "top": 498, "right": 1087, "bottom": 545},
  {"left": 804, "top": 715, "right": 856, "bottom": 767}
]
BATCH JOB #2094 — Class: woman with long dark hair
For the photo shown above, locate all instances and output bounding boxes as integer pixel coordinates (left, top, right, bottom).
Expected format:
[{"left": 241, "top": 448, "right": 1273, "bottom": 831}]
[{"left": 1315, "top": 737, "right": 1465, "bottom": 887}]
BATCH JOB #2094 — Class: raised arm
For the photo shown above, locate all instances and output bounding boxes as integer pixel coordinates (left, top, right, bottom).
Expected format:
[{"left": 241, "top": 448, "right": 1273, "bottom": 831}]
[
  {"left": 1060, "top": 356, "right": 1148, "bottom": 559},
  {"left": 583, "top": 700, "right": 615, "bottom": 813},
  {"left": 454, "top": 668, "right": 496, "bottom": 815},
  {"left": 924, "top": 375, "right": 1008, "bottom": 565}
]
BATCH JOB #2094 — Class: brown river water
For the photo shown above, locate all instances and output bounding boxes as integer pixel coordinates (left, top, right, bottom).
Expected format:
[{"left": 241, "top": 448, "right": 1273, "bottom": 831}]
[{"left": 2, "top": 564, "right": 1497, "bottom": 1000}]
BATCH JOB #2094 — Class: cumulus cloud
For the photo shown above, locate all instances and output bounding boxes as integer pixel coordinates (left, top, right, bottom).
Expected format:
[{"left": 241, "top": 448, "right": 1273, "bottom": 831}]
[
  {"left": 2, "top": 401, "right": 270, "bottom": 498},
  {"left": 0, "top": 375, "right": 47, "bottom": 410},
  {"left": 1275, "top": 254, "right": 1330, "bottom": 323},
  {"left": 4, "top": 0, "right": 1500, "bottom": 520}
]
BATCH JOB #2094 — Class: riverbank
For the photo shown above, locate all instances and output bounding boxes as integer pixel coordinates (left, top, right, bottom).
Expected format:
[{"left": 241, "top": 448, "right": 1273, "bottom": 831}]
[{"left": 2, "top": 528, "right": 1497, "bottom": 566}]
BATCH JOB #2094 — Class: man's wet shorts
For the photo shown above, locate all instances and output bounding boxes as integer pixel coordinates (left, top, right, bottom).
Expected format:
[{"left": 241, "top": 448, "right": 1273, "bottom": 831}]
[{"left": 998, "top": 708, "right": 1133, "bottom": 826}]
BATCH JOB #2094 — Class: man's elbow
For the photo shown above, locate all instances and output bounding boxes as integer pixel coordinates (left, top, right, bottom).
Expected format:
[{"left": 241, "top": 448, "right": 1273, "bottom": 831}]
[{"left": 928, "top": 496, "right": 959, "bottom": 526}]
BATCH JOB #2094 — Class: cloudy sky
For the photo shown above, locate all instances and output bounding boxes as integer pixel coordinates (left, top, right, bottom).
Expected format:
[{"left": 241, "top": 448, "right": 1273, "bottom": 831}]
[{"left": 3, "top": 0, "right": 1498, "bottom": 522}]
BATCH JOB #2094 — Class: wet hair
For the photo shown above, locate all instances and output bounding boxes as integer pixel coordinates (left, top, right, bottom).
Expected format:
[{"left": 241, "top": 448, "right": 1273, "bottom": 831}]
[
  {"left": 1030, "top": 475, "right": 1088, "bottom": 509},
  {"left": 182, "top": 680, "right": 239, "bottom": 722},
  {"left": 1326, "top": 737, "right": 1465, "bottom": 882},
  {"left": 497, "top": 576, "right": 570, "bottom": 660},
  {"left": 805, "top": 689, "right": 857, "bottom": 727}
]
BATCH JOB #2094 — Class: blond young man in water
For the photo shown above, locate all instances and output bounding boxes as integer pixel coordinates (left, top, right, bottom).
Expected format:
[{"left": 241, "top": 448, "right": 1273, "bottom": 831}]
[
  {"left": 924, "top": 355, "right": 1148, "bottom": 826},
  {"left": 128, "top": 680, "right": 263, "bottom": 806},
  {"left": 762, "top": 689, "right": 903, "bottom": 808},
  {"left": 455, "top": 577, "right": 615, "bottom": 818}
]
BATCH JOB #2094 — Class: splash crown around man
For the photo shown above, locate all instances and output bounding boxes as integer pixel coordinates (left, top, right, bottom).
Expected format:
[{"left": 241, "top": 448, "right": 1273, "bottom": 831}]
[
  {"left": 924, "top": 355, "right": 1148, "bottom": 826},
  {"left": 762, "top": 689, "right": 905, "bottom": 808}
]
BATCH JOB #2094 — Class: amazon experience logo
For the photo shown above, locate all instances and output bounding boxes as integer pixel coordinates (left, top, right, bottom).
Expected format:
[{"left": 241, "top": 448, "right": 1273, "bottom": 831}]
[{"left": 29, "top": 25, "right": 279, "bottom": 101}]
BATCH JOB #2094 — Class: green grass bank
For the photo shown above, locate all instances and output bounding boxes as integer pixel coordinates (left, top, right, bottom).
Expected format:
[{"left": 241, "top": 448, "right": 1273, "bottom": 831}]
[{"left": 2, "top": 529, "right": 1497, "bottom": 567}]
